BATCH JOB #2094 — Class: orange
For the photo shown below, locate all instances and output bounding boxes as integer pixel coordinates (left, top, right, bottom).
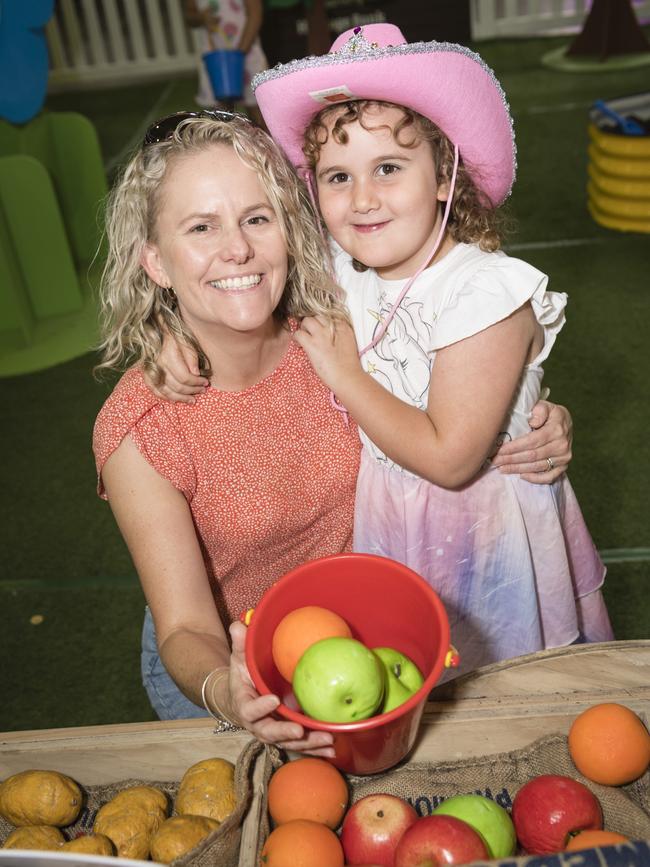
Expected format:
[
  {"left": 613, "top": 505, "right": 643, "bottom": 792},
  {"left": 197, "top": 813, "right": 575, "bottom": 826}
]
[
  {"left": 271, "top": 605, "right": 352, "bottom": 682},
  {"left": 260, "top": 818, "right": 344, "bottom": 867},
  {"left": 566, "top": 830, "right": 629, "bottom": 851},
  {"left": 267, "top": 757, "right": 348, "bottom": 829},
  {"left": 568, "top": 702, "right": 650, "bottom": 785}
]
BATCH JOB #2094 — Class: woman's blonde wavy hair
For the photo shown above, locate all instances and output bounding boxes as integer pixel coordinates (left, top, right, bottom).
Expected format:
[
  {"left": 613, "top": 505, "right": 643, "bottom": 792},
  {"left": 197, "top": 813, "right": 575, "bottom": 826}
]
[
  {"left": 95, "top": 115, "right": 348, "bottom": 381},
  {"left": 303, "top": 100, "right": 512, "bottom": 272}
]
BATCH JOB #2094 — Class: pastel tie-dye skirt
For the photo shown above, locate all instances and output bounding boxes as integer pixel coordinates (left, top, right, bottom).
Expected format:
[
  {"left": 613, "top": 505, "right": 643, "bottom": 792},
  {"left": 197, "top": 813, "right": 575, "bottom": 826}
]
[{"left": 353, "top": 448, "right": 614, "bottom": 680}]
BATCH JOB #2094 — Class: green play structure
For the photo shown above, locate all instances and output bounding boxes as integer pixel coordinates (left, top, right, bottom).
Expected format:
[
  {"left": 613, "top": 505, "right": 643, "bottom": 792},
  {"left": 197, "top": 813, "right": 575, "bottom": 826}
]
[{"left": 0, "top": 112, "right": 107, "bottom": 376}]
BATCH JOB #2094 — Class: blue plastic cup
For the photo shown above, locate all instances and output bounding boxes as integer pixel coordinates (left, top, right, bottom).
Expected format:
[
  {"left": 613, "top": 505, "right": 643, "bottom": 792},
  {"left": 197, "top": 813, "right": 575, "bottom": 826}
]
[{"left": 202, "top": 49, "right": 245, "bottom": 100}]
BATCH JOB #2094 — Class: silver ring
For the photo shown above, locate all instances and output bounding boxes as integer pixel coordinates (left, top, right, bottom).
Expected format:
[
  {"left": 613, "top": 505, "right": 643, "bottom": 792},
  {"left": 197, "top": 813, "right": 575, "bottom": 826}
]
[{"left": 546, "top": 457, "right": 554, "bottom": 471}]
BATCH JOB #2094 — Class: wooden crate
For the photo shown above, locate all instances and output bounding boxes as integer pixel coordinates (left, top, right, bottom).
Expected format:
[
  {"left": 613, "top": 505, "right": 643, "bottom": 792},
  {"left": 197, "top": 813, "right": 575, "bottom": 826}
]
[
  {"left": 416, "top": 639, "right": 650, "bottom": 761},
  {"left": 0, "top": 724, "right": 263, "bottom": 866},
  {"left": 1, "top": 640, "right": 649, "bottom": 865}
]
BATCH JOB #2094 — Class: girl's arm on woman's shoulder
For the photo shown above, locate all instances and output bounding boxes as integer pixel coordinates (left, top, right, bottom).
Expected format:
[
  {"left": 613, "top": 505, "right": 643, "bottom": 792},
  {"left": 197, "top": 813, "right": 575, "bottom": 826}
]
[
  {"left": 296, "top": 306, "right": 537, "bottom": 488},
  {"left": 101, "top": 436, "right": 334, "bottom": 756},
  {"left": 142, "top": 335, "right": 208, "bottom": 403}
]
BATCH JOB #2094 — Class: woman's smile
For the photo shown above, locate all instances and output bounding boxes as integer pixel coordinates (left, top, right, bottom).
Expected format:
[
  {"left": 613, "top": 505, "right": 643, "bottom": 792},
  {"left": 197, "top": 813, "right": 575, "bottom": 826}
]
[{"left": 209, "top": 273, "right": 263, "bottom": 292}]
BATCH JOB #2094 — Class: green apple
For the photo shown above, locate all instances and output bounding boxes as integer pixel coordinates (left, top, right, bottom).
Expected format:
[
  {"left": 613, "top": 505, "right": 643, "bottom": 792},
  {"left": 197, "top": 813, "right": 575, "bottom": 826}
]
[
  {"left": 433, "top": 794, "right": 516, "bottom": 859},
  {"left": 373, "top": 647, "right": 424, "bottom": 713},
  {"left": 292, "top": 637, "right": 385, "bottom": 723}
]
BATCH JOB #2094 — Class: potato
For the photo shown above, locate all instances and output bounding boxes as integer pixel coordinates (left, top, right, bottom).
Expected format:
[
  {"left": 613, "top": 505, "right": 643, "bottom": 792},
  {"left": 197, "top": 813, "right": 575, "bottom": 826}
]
[
  {"left": 175, "top": 758, "right": 236, "bottom": 823},
  {"left": 98, "top": 785, "right": 168, "bottom": 816},
  {"left": 92, "top": 784, "right": 168, "bottom": 860},
  {"left": 61, "top": 833, "right": 115, "bottom": 855},
  {"left": 150, "top": 815, "right": 220, "bottom": 864},
  {"left": 0, "top": 770, "right": 82, "bottom": 827},
  {"left": 2, "top": 825, "right": 65, "bottom": 850},
  {"left": 94, "top": 802, "right": 166, "bottom": 860}
]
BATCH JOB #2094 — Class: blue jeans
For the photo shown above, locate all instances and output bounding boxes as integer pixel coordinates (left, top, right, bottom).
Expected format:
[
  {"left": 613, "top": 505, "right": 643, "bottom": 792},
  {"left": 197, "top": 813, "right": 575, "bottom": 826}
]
[{"left": 141, "top": 607, "right": 210, "bottom": 720}]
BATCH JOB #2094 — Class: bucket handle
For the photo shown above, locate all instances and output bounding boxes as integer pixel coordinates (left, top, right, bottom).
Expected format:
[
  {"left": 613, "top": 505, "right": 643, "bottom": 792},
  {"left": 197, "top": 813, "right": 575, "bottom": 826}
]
[{"left": 444, "top": 645, "right": 460, "bottom": 668}]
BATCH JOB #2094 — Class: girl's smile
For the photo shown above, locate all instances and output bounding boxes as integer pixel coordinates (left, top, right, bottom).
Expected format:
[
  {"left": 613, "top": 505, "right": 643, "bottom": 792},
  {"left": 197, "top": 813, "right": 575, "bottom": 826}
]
[
  {"left": 315, "top": 104, "right": 454, "bottom": 279},
  {"left": 352, "top": 220, "right": 391, "bottom": 233}
]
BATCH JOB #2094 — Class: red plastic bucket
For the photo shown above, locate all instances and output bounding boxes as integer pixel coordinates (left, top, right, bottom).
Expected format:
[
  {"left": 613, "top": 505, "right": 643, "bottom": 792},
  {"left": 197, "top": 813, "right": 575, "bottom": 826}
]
[
  {"left": 245, "top": 553, "right": 451, "bottom": 774},
  {"left": 202, "top": 49, "right": 245, "bottom": 100}
]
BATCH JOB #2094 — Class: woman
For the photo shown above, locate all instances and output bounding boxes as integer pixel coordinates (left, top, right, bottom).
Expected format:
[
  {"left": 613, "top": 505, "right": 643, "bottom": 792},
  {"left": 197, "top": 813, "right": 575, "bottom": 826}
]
[{"left": 93, "top": 112, "right": 573, "bottom": 756}]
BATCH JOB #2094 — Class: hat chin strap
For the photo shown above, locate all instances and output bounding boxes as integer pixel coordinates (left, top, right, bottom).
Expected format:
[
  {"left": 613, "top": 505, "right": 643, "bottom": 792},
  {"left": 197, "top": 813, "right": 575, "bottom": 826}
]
[
  {"left": 302, "top": 142, "right": 459, "bottom": 418},
  {"left": 358, "top": 142, "right": 459, "bottom": 358}
]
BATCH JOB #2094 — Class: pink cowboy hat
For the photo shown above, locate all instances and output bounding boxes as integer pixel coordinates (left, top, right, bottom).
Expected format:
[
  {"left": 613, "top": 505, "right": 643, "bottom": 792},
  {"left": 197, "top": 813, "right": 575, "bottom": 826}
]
[{"left": 253, "top": 23, "right": 516, "bottom": 206}]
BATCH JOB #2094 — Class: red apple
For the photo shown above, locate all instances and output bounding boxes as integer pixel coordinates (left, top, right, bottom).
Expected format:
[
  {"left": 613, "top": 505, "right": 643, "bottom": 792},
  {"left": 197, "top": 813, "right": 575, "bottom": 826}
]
[
  {"left": 512, "top": 774, "right": 603, "bottom": 854},
  {"left": 341, "top": 793, "right": 418, "bottom": 867},
  {"left": 394, "top": 815, "right": 489, "bottom": 867}
]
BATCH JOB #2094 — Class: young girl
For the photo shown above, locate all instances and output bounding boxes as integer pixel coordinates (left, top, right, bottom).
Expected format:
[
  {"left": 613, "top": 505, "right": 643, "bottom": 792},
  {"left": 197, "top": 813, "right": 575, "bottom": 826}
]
[
  {"left": 155, "top": 25, "right": 613, "bottom": 676},
  {"left": 183, "top": 0, "right": 267, "bottom": 127}
]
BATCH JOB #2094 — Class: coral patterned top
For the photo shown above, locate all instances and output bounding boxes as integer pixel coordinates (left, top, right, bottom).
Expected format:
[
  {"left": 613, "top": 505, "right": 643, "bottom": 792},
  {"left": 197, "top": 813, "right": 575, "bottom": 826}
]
[{"left": 93, "top": 339, "right": 361, "bottom": 627}]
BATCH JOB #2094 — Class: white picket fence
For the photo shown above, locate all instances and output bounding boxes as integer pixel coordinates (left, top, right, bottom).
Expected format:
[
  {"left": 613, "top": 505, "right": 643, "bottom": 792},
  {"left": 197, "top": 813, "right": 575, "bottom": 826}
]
[
  {"left": 46, "top": 0, "right": 650, "bottom": 91},
  {"left": 46, "top": 0, "right": 199, "bottom": 89}
]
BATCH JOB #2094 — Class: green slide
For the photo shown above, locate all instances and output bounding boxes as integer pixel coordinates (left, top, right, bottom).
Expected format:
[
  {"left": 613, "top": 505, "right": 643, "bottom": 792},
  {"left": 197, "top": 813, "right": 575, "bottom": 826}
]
[{"left": 0, "top": 112, "right": 107, "bottom": 376}]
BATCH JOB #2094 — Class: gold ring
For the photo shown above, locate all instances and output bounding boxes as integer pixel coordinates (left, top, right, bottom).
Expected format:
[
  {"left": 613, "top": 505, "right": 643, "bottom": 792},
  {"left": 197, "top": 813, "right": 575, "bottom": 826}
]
[{"left": 546, "top": 457, "right": 554, "bottom": 471}]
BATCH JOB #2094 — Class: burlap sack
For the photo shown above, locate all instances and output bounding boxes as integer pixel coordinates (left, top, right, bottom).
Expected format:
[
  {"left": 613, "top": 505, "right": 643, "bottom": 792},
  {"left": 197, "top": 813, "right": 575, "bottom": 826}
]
[
  {"left": 256, "top": 733, "right": 650, "bottom": 865},
  {"left": 0, "top": 737, "right": 270, "bottom": 867},
  {"left": 249, "top": 744, "right": 284, "bottom": 866},
  {"left": 343, "top": 733, "right": 650, "bottom": 842}
]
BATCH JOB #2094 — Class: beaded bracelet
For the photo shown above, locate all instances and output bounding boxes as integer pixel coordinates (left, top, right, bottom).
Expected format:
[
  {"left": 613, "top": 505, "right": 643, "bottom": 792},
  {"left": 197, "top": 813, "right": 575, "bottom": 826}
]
[{"left": 201, "top": 666, "right": 242, "bottom": 732}]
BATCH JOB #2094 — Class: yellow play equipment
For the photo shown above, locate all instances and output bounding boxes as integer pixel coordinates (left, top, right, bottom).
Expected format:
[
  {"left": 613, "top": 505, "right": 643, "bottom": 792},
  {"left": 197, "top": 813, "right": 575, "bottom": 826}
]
[{"left": 587, "top": 94, "right": 650, "bottom": 234}]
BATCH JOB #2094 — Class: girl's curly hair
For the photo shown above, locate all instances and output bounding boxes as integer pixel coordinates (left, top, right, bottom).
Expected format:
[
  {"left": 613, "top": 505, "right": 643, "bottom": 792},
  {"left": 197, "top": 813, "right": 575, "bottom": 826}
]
[
  {"left": 303, "top": 100, "right": 513, "bottom": 271},
  {"left": 95, "top": 116, "right": 348, "bottom": 381}
]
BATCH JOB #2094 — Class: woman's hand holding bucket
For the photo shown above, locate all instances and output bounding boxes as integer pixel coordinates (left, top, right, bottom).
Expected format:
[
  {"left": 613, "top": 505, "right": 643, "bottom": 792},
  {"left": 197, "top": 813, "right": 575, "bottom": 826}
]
[{"left": 228, "top": 621, "right": 336, "bottom": 757}]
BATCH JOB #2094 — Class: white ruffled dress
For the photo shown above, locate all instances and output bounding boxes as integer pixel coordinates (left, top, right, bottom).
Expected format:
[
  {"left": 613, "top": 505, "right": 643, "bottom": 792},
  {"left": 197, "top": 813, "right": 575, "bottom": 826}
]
[{"left": 336, "top": 242, "right": 613, "bottom": 678}]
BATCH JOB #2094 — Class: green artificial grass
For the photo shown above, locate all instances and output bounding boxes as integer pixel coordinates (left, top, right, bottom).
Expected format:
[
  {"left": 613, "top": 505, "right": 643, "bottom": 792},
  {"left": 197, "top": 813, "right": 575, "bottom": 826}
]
[
  {"left": 0, "top": 580, "right": 154, "bottom": 731},
  {"left": 1, "top": 34, "right": 648, "bottom": 733},
  {"left": 521, "top": 237, "right": 650, "bottom": 548},
  {"left": 602, "top": 562, "right": 650, "bottom": 641},
  {"left": 0, "top": 355, "right": 133, "bottom": 584}
]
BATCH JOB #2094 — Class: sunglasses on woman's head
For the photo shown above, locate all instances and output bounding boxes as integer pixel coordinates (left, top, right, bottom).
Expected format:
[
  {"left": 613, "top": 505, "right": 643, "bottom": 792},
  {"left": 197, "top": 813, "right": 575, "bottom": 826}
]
[{"left": 143, "top": 110, "right": 252, "bottom": 146}]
